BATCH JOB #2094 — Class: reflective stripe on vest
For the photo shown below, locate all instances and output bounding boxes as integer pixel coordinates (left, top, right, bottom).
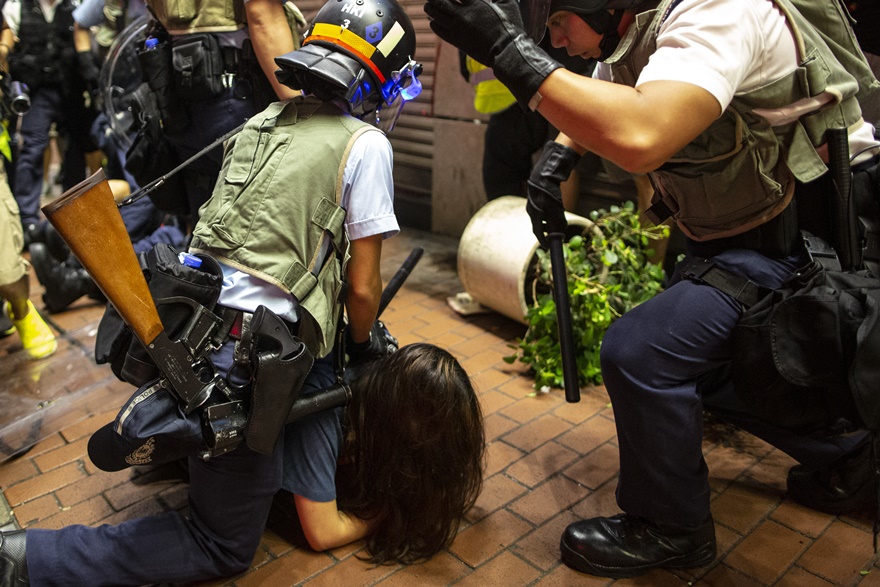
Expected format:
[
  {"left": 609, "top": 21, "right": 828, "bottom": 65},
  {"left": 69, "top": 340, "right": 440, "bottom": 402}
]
[{"left": 466, "top": 56, "right": 516, "bottom": 114}]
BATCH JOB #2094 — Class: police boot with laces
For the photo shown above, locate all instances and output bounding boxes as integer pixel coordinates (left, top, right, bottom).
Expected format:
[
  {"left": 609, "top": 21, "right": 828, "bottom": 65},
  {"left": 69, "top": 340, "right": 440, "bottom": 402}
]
[
  {"left": 787, "top": 440, "right": 877, "bottom": 515},
  {"left": 0, "top": 530, "right": 29, "bottom": 585},
  {"left": 560, "top": 513, "right": 717, "bottom": 578}
]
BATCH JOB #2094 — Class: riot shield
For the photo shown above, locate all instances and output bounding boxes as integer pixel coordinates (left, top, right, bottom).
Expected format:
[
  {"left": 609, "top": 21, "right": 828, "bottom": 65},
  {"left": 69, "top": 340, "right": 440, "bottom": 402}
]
[{"left": 100, "top": 14, "right": 150, "bottom": 152}]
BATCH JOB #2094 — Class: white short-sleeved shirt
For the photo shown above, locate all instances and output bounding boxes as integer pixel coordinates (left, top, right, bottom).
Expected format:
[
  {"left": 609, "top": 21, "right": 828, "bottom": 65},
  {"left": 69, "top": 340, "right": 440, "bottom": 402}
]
[
  {"left": 594, "top": 0, "right": 878, "bottom": 159},
  {"left": 3, "top": 0, "right": 68, "bottom": 34},
  {"left": 214, "top": 127, "right": 399, "bottom": 322}
]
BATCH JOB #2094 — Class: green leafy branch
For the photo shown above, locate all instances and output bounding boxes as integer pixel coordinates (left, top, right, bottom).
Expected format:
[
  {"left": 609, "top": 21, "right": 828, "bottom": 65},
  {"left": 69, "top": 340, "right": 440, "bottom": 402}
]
[{"left": 505, "top": 201, "right": 669, "bottom": 390}]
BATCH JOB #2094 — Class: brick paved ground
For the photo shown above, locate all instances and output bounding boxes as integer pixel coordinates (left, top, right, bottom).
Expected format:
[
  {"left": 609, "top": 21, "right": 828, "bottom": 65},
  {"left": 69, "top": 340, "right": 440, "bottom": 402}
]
[{"left": 1, "top": 228, "right": 878, "bottom": 586}]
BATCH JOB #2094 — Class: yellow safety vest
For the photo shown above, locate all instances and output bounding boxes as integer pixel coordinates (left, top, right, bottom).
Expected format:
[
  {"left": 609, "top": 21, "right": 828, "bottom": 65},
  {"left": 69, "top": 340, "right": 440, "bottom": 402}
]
[{"left": 465, "top": 56, "right": 516, "bottom": 114}]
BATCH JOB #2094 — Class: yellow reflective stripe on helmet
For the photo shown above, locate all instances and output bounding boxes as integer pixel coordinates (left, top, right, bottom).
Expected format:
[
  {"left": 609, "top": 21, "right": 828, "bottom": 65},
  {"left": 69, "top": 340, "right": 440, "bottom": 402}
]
[
  {"left": 309, "top": 23, "right": 376, "bottom": 59},
  {"left": 306, "top": 22, "right": 387, "bottom": 82}
]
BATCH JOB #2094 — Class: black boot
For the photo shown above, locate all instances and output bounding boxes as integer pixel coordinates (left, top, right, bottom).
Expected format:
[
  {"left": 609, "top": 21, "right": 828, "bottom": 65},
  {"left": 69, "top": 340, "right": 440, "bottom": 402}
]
[
  {"left": 0, "top": 530, "right": 29, "bottom": 585},
  {"left": 787, "top": 439, "right": 876, "bottom": 514},
  {"left": 0, "top": 298, "right": 13, "bottom": 338},
  {"left": 29, "top": 243, "right": 103, "bottom": 314},
  {"left": 560, "top": 514, "right": 716, "bottom": 578},
  {"left": 21, "top": 222, "right": 46, "bottom": 251},
  {"left": 42, "top": 223, "right": 71, "bottom": 263}
]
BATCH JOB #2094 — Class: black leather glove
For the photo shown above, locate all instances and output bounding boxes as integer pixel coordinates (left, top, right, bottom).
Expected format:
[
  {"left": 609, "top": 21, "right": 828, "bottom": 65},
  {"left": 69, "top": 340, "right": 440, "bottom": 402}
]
[
  {"left": 424, "top": 0, "right": 561, "bottom": 108},
  {"left": 345, "top": 320, "right": 399, "bottom": 370},
  {"left": 76, "top": 51, "right": 100, "bottom": 93},
  {"left": 527, "top": 141, "right": 580, "bottom": 247}
]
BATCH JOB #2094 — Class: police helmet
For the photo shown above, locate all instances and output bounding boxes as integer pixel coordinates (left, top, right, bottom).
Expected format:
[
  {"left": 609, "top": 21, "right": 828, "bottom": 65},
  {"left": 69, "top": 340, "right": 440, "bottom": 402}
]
[
  {"left": 275, "top": 0, "right": 422, "bottom": 125},
  {"left": 524, "top": 0, "right": 644, "bottom": 53}
]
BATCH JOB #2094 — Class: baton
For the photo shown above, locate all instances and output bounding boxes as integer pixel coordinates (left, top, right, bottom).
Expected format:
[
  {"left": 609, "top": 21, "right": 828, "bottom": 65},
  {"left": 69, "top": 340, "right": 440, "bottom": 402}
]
[
  {"left": 117, "top": 121, "right": 247, "bottom": 208},
  {"left": 827, "top": 127, "right": 859, "bottom": 270},
  {"left": 294, "top": 246, "right": 426, "bottom": 420},
  {"left": 548, "top": 233, "right": 581, "bottom": 403},
  {"left": 378, "top": 246, "right": 423, "bottom": 318}
]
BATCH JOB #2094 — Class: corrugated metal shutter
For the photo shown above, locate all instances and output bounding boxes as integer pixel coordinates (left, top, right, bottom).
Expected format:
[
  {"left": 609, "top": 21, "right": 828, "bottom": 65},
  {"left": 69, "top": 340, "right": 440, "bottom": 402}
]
[{"left": 290, "top": 0, "right": 435, "bottom": 230}]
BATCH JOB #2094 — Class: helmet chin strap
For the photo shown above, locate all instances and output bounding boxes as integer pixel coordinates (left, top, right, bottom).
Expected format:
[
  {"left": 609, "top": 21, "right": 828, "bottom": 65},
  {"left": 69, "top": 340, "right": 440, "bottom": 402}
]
[{"left": 579, "top": 9, "right": 624, "bottom": 60}]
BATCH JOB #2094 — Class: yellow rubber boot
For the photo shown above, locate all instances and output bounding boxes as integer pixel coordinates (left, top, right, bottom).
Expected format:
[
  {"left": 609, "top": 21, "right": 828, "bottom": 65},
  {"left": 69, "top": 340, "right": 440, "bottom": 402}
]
[{"left": 7, "top": 300, "right": 57, "bottom": 360}]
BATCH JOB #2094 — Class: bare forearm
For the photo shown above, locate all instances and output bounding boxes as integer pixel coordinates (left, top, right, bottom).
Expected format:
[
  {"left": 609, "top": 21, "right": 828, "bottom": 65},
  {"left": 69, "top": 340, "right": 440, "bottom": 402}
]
[
  {"left": 294, "top": 495, "right": 373, "bottom": 551},
  {"left": 0, "top": 28, "right": 15, "bottom": 71},
  {"left": 346, "top": 235, "right": 383, "bottom": 343},
  {"left": 245, "top": 0, "right": 300, "bottom": 100},
  {"left": 535, "top": 69, "right": 721, "bottom": 173},
  {"left": 345, "top": 279, "right": 381, "bottom": 343},
  {"left": 73, "top": 23, "right": 91, "bottom": 53}
]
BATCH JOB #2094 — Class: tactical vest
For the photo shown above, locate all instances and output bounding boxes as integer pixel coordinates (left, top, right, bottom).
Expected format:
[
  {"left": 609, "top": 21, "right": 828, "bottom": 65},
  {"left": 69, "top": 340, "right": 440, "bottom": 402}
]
[
  {"left": 146, "top": 0, "right": 245, "bottom": 35},
  {"left": 466, "top": 56, "right": 516, "bottom": 115},
  {"left": 609, "top": 0, "right": 879, "bottom": 241},
  {"left": 9, "top": 0, "right": 77, "bottom": 90},
  {"left": 189, "top": 97, "right": 379, "bottom": 357}
]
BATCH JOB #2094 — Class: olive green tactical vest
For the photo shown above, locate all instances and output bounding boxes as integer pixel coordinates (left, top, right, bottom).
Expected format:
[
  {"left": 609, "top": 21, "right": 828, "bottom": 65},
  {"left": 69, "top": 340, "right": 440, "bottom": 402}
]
[
  {"left": 608, "top": 0, "right": 879, "bottom": 241},
  {"left": 147, "top": 0, "right": 305, "bottom": 44},
  {"left": 189, "top": 97, "right": 379, "bottom": 357},
  {"left": 147, "top": 0, "right": 246, "bottom": 35}
]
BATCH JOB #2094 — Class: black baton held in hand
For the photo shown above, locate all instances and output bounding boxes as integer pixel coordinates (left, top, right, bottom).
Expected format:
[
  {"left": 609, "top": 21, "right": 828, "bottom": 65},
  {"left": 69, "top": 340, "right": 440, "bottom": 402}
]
[{"left": 548, "top": 233, "right": 580, "bottom": 403}]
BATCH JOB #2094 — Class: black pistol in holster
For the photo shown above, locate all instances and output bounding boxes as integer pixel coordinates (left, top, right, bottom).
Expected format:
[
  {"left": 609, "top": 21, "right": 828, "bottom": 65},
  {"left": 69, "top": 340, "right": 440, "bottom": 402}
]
[{"left": 244, "top": 306, "right": 314, "bottom": 454}]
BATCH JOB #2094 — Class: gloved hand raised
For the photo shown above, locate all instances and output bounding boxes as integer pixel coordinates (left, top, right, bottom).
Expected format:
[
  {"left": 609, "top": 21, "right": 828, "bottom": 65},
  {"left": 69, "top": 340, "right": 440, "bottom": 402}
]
[
  {"left": 527, "top": 141, "right": 580, "bottom": 247},
  {"left": 345, "top": 320, "right": 399, "bottom": 371},
  {"left": 424, "top": 0, "right": 561, "bottom": 108}
]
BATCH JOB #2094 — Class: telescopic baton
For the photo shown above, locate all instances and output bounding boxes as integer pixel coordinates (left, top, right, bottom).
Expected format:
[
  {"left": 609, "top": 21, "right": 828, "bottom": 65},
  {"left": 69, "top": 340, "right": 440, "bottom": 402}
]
[{"left": 548, "top": 233, "right": 581, "bottom": 403}]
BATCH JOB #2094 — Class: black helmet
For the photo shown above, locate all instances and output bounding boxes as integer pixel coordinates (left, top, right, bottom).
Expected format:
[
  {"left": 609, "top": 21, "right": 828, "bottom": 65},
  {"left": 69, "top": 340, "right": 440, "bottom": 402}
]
[
  {"left": 524, "top": 0, "right": 644, "bottom": 57},
  {"left": 274, "top": 0, "right": 422, "bottom": 125}
]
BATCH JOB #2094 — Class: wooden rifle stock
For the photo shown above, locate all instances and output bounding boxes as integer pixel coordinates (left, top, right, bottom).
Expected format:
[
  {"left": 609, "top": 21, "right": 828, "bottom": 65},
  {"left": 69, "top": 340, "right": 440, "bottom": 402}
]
[{"left": 41, "top": 169, "right": 164, "bottom": 346}]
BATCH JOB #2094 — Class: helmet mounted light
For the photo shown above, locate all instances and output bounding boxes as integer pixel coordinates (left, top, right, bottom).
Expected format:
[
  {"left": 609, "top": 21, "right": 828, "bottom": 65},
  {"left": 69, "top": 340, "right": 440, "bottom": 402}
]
[{"left": 274, "top": 0, "right": 422, "bottom": 130}]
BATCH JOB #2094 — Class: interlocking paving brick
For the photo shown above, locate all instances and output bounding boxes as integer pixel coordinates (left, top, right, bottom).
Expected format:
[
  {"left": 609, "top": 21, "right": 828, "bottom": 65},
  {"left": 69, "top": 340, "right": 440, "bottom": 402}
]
[
  {"left": 449, "top": 509, "right": 534, "bottom": 567},
  {"left": 561, "top": 443, "right": 619, "bottom": 490},
  {"left": 484, "top": 440, "right": 525, "bottom": 478},
  {"left": 0, "top": 229, "right": 866, "bottom": 586},
  {"left": 13, "top": 494, "right": 60, "bottom": 527},
  {"left": 503, "top": 414, "right": 573, "bottom": 452},
  {"left": 33, "top": 436, "right": 90, "bottom": 472},
  {"left": 509, "top": 475, "right": 590, "bottom": 526},
  {"left": 375, "top": 551, "right": 472, "bottom": 585},
  {"left": 712, "top": 481, "right": 782, "bottom": 535},
  {"left": 797, "top": 520, "right": 875, "bottom": 585},
  {"left": 466, "top": 473, "right": 528, "bottom": 523},
  {"left": 724, "top": 519, "right": 811, "bottom": 584},
  {"left": 237, "top": 547, "right": 333, "bottom": 587},
  {"left": 507, "top": 442, "right": 580, "bottom": 489},
  {"left": 4, "top": 462, "right": 86, "bottom": 506},
  {"left": 770, "top": 500, "right": 835, "bottom": 539},
  {"left": 774, "top": 566, "right": 837, "bottom": 587},
  {"left": 452, "top": 551, "right": 541, "bottom": 587}
]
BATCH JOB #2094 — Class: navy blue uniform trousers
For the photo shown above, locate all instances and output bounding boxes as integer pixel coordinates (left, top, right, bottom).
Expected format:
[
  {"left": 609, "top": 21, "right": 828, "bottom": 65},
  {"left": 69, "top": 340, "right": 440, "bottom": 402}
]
[
  {"left": 601, "top": 246, "right": 867, "bottom": 526},
  {"left": 13, "top": 85, "right": 93, "bottom": 227},
  {"left": 25, "top": 344, "right": 337, "bottom": 586},
  {"left": 164, "top": 88, "right": 263, "bottom": 224}
]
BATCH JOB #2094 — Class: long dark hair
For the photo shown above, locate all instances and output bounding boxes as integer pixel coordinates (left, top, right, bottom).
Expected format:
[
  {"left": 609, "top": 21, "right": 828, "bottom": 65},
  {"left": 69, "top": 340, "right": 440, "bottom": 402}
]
[{"left": 337, "top": 343, "right": 486, "bottom": 565}]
